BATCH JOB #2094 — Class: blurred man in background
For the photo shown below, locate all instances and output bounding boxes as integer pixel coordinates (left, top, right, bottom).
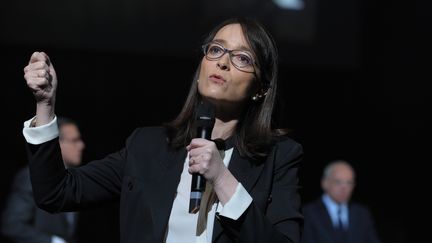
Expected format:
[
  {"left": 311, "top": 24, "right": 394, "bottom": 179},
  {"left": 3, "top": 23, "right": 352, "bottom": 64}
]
[
  {"left": 302, "top": 160, "right": 381, "bottom": 243},
  {"left": 1, "top": 117, "right": 85, "bottom": 243}
]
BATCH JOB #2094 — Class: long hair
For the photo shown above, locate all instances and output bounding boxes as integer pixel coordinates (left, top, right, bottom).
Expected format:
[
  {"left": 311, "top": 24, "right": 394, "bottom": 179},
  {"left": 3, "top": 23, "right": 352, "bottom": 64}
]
[{"left": 164, "top": 18, "right": 280, "bottom": 161}]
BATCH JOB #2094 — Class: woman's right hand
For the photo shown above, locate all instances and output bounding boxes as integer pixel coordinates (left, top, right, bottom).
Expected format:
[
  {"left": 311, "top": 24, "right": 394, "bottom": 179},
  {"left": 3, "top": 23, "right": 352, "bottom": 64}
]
[{"left": 24, "top": 52, "right": 58, "bottom": 126}]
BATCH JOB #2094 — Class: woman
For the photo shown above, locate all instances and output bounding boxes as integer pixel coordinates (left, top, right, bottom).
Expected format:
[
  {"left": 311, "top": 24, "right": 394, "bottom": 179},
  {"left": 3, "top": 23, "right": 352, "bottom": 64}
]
[{"left": 23, "top": 18, "right": 304, "bottom": 243}]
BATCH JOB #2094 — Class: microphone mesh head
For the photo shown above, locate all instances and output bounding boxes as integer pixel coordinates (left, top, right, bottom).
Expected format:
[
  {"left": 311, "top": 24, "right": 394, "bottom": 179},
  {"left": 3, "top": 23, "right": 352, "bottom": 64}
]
[{"left": 196, "top": 101, "right": 215, "bottom": 121}]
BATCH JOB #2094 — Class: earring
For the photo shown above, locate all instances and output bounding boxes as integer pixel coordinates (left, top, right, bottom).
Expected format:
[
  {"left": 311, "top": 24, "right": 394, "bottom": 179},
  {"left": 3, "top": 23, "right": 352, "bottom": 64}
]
[
  {"left": 197, "top": 79, "right": 200, "bottom": 83},
  {"left": 252, "top": 94, "right": 260, "bottom": 101}
]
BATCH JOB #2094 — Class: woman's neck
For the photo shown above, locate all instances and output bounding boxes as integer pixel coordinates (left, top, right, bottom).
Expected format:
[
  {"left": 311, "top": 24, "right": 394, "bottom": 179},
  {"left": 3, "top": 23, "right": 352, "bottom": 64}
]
[
  {"left": 211, "top": 118, "right": 238, "bottom": 140},
  {"left": 206, "top": 99, "right": 245, "bottom": 140}
]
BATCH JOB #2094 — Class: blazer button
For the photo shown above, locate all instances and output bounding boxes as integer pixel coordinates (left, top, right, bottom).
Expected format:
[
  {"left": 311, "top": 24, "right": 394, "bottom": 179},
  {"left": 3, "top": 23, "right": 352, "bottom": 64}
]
[
  {"left": 267, "top": 194, "right": 272, "bottom": 203},
  {"left": 128, "top": 181, "right": 133, "bottom": 191}
]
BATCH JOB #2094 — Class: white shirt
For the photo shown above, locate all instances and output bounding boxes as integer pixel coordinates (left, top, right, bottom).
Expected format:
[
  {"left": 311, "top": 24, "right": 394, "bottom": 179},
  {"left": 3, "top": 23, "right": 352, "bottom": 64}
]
[{"left": 23, "top": 116, "right": 253, "bottom": 243}]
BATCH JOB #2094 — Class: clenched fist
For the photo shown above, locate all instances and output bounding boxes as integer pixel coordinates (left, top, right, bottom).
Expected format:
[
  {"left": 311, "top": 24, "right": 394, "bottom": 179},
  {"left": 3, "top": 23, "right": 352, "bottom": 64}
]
[
  {"left": 24, "top": 52, "right": 57, "bottom": 104},
  {"left": 186, "top": 138, "right": 238, "bottom": 205},
  {"left": 24, "top": 52, "right": 57, "bottom": 126}
]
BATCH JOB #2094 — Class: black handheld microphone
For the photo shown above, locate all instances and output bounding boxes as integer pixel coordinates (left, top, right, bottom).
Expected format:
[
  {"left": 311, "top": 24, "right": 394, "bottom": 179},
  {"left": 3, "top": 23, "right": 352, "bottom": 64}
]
[{"left": 189, "top": 101, "right": 215, "bottom": 214}]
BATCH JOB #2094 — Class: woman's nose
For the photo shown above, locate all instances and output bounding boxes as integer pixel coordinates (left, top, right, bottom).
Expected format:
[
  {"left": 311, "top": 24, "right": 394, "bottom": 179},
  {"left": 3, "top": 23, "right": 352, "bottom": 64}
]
[{"left": 216, "top": 54, "right": 230, "bottom": 71}]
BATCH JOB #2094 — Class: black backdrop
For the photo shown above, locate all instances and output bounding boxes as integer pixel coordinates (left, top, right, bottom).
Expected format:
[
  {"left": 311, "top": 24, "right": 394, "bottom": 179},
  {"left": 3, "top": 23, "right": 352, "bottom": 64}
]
[{"left": 1, "top": 1, "right": 425, "bottom": 243}]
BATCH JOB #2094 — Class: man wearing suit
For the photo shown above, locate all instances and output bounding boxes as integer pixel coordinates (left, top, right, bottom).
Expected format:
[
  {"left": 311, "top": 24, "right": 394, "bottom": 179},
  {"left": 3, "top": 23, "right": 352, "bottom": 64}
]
[
  {"left": 301, "top": 160, "right": 381, "bottom": 243},
  {"left": 1, "top": 117, "right": 85, "bottom": 243}
]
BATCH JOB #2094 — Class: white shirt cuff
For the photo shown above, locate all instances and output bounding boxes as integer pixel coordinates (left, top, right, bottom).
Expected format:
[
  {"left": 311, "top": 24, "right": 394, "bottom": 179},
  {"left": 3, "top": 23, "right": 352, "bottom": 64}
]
[
  {"left": 216, "top": 183, "right": 252, "bottom": 220},
  {"left": 51, "top": 235, "right": 66, "bottom": 243},
  {"left": 23, "top": 116, "right": 59, "bottom": 145}
]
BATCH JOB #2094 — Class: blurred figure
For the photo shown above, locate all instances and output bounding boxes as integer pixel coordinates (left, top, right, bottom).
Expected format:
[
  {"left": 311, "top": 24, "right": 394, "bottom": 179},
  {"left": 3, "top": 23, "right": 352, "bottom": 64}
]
[
  {"left": 302, "top": 160, "right": 381, "bottom": 243},
  {"left": 1, "top": 117, "right": 85, "bottom": 243}
]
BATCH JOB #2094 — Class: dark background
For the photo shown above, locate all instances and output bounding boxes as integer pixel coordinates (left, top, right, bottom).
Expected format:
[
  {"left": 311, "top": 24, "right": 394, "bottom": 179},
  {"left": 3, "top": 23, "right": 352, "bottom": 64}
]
[{"left": 1, "top": 0, "right": 425, "bottom": 243}]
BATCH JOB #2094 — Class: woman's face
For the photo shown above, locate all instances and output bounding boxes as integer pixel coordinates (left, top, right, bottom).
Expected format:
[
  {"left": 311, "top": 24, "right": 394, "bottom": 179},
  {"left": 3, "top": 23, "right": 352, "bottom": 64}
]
[{"left": 198, "top": 24, "right": 258, "bottom": 107}]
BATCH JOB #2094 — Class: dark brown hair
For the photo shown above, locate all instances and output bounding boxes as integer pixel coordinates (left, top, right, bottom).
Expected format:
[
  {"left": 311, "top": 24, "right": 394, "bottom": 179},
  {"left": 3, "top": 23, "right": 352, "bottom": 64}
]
[{"left": 164, "top": 18, "right": 280, "bottom": 161}]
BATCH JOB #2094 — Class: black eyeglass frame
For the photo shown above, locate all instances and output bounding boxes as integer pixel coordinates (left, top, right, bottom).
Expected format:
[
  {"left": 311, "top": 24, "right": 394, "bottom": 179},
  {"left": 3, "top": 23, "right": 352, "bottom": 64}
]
[{"left": 201, "top": 41, "right": 258, "bottom": 75}]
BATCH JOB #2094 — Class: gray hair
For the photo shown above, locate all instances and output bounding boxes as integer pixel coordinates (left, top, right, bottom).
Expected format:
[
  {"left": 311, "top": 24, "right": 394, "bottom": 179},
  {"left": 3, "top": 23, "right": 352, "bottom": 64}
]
[{"left": 322, "top": 160, "right": 355, "bottom": 179}]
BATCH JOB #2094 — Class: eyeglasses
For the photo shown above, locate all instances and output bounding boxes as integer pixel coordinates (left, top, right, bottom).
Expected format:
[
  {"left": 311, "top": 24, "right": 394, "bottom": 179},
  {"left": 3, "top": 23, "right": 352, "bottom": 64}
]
[
  {"left": 202, "top": 41, "right": 256, "bottom": 73},
  {"left": 330, "top": 179, "right": 355, "bottom": 187}
]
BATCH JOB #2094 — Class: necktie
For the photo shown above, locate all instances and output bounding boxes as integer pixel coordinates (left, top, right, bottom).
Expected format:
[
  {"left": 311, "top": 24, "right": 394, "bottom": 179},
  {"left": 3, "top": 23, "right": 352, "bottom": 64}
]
[
  {"left": 196, "top": 180, "right": 217, "bottom": 236},
  {"left": 337, "top": 205, "right": 344, "bottom": 229},
  {"left": 334, "top": 205, "right": 347, "bottom": 243},
  {"left": 196, "top": 148, "right": 225, "bottom": 236}
]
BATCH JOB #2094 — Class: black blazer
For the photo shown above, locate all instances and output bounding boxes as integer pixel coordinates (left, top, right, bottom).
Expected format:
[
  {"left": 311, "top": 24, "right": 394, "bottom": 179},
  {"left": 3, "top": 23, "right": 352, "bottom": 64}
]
[
  {"left": 27, "top": 127, "right": 303, "bottom": 243},
  {"left": 1, "top": 167, "right": 77, "bottom": 243},
  {"left": 301, "top": 199, "right": 381, "bottom": 243}
]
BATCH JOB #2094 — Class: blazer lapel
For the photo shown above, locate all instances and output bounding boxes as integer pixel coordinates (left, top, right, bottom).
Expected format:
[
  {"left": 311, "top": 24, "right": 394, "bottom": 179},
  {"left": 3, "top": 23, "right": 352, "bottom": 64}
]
[
  {"left": 317, "top": 200, "right": 338, "bottom": 240},
  {"left": 212, "top": 148, "right": 265, "bottom": 241},
  {"left": 346, "top": 204, "right": 357, "bottom": 243},
  {"left": 148, "top": 147, "right": 187, "bottom": 242}
]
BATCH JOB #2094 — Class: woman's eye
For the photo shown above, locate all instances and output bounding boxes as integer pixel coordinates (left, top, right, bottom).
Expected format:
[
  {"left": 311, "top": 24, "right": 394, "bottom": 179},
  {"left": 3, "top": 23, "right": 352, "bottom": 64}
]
[
  {"left": 234, "top": 54, "right": 252, "bottom": 65},
  {"left": 208, "top": 46, "right": 223, "bottom": 55}
]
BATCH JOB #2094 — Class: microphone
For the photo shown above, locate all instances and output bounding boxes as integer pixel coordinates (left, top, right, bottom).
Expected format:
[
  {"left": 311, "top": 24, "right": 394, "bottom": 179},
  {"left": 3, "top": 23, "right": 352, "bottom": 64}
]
[{"left": 189, "top": 101, "right": 215, "bottom": 214}]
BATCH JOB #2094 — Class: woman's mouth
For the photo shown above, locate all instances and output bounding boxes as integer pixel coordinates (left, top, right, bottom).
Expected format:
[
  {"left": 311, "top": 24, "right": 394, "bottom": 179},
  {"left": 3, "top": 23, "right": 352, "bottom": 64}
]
[{"left": 209, "top": 74, "right": 226, "bottom": 85}]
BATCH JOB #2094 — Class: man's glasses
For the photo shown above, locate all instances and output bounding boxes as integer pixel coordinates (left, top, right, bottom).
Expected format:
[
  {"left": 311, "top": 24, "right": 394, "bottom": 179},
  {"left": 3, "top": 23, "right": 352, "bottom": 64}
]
[
  {"left": 202, "top": 41, "right": 256, "bottom": 73},
  {"left": 330, "top": 179, "right": 355, "bottom": 187}
]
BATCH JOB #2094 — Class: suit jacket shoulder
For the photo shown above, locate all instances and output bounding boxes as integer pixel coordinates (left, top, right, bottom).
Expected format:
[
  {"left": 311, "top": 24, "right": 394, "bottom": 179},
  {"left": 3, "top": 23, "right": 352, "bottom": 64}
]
[
  {"left": 11, "top": 166, "right": 32, "bottom": 192},
  {"left": 349, "top": 202, "right": 372, "bottom": 214},
  {"left": 271, "top": 136, "right": 304, "bottom": 171},
  {"left": 125, "top": 126, "right": 171, "bottom": 151}
]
